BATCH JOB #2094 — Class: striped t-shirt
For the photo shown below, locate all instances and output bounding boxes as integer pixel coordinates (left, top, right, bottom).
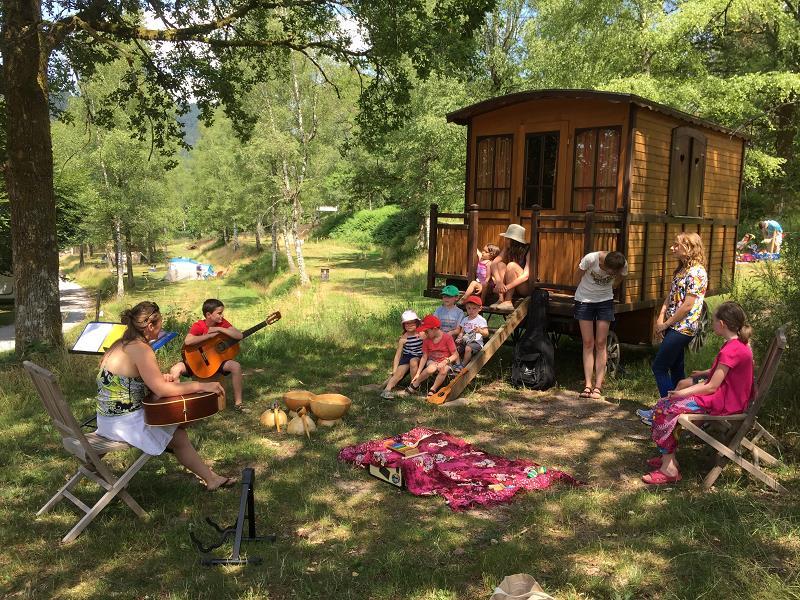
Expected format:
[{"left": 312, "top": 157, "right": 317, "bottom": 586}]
[{"left": 402, "top": 334, "right": 423, "bottom": 357}]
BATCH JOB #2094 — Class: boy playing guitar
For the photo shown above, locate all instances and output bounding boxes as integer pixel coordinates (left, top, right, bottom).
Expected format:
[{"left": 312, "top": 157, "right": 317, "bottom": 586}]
[{"left": 170, "top": 298, "right": 246, "bottom": 411}]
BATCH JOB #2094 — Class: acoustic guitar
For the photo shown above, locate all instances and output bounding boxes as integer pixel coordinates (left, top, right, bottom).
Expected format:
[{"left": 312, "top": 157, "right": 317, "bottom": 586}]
[
  {"left": 182, "top": 311, "right": 281, "bottom": 379},
  {"left": 143, "top": 390, "right": 222, "bottom": 426}
]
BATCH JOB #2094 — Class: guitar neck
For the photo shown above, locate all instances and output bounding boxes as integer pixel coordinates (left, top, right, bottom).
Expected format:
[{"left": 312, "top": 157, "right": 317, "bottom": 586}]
[{"left": 241, "top": 320, "right": 269, "bottom": 340}]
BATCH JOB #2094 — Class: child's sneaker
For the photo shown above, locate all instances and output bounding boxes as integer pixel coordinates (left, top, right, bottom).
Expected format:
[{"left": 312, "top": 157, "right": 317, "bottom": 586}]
[
  {"left": 380, "top": 390, "right": 394, "bottom": 400},
  {"left": 636, "top": 408, "right": 653, "bottom": 426}
]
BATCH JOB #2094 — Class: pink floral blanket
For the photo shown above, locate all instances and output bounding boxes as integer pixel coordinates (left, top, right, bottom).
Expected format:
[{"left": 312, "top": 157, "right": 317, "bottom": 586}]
[{"left": 338, "top": 427, "right": 578, "bottom": 511}]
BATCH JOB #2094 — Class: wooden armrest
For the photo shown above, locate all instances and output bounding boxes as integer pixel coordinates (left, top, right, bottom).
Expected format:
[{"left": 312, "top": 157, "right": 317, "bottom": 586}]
[{"left": 678, "top": 413, "right": 747, "bottom": 421}]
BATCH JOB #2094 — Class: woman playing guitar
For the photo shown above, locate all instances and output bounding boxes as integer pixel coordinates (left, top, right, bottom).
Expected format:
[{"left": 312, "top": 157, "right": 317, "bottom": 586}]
[{"left": 96, "top": 301, "right": 235, "bottom": 490}]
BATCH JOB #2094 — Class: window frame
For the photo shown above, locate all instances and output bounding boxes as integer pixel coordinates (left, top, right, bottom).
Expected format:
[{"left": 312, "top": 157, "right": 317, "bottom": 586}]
[
  {"left": 570, "top": 125, "right": 622, "bottom": 213},
  {"left": 523, "top": 131, "right": 560, "bottom": 210},
  {"left": 473, "top": 134, "right": 514, "bottom": 211}
]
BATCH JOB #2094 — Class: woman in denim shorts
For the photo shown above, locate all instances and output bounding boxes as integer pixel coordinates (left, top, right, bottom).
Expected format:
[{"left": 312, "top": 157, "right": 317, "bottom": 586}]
[{"left": 574, "top": 250, "right": 628, "bottom": 400}]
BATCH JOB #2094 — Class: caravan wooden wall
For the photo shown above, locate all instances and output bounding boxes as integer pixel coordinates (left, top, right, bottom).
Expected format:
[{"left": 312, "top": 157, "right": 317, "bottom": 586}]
[{"left": 623, "top": 109, "right": 743, "bottom": 305}]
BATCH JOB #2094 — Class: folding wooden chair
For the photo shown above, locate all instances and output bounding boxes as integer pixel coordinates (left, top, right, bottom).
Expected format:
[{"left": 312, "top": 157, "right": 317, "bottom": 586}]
[
  {"left": 677, "top": 327, "right": 788, "bottom": 492},
  {"left": 24, "top": 361, "right": 153, "bottom": 543}
]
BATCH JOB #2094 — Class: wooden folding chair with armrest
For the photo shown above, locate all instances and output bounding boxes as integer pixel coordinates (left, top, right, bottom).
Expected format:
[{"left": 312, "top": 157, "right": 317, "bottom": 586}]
[
  {"left": 676, "top": 327, "right": 788, "bottom": 492},
  {"left": 24, "top": 361, "right": 153, "bottom": 543}
]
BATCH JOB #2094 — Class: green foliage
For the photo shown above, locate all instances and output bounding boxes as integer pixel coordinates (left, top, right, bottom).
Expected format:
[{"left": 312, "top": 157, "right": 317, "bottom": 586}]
[
  {"left": 319, "top": 205, "right": 421, "bottom": 261},
  {"left": 732, "top": 247, "right": 800, "bottom": 435}
]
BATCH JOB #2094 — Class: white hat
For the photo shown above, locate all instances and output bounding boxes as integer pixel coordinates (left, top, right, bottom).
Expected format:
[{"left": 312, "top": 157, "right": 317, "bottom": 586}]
[
  {"left": 401, "top": 310, "right": 420, "bottom": 323},
  {"left": 500, "top": 223, "right": 528, "bottom": 245}
]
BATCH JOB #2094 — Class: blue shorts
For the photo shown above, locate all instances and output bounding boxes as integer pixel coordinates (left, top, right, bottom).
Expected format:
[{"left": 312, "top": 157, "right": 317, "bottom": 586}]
[
  {"left": 574, "top": 299, "right": 615, "bottom": 322},
  {"left": 399, "top": 352, "right": 421, "bottom": 366}
]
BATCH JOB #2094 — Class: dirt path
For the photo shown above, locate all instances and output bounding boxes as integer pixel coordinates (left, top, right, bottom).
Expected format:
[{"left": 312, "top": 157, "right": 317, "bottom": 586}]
[{"left": 0, "top": 280, "right": 95, "bottom": 352}]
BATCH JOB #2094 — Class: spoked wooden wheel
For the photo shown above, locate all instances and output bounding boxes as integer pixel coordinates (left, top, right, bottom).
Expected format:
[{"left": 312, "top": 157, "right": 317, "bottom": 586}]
[
  {"left": 606, "top": 330, "right": 621, "bottom": 377},
  {"left": 689, "top": 301, "right": 710, "bottom": 352}
]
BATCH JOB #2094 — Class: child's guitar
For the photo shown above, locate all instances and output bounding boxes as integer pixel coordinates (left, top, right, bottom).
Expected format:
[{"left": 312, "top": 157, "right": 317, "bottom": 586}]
[{"left": 182, "top": 311, "right": 281, "bottom": 379}]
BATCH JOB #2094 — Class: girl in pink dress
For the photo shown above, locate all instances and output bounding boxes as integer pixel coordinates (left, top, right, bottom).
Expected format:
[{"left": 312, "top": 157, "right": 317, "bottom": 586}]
[{"left": 643, "top": 301, "right": 754, "bottom": 485}]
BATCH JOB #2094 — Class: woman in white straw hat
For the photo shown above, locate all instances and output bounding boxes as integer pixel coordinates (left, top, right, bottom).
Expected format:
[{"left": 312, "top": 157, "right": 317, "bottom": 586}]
[{"left": 489, "top": 223, "right": 531, "bottom": 310}]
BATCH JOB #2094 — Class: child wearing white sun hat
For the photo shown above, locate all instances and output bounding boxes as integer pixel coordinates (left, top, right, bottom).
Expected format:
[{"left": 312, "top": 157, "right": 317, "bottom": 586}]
[{"left": 381, "top": 310, "right": 425, "bottom": 399}]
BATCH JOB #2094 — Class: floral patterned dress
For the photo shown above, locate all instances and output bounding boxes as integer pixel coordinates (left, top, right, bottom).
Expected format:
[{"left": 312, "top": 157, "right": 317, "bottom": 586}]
[
  {"left": 665, "top": 264, "right": 708, "bottom": 337},
  {"left": 95, "top": 368, "right": 177, "bottom": 455}
]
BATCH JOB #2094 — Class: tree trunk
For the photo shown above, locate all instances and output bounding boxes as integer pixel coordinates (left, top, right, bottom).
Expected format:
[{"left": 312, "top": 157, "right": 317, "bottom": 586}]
[
  {"left": 88, "top": 243, "right": 94, "bottom": 258},
  {"left": 223, "top": 225, "right": 228, "bottom": 245},
  {"left": 282, "top": 225, "right": 297, "bottom": 272},
  {"left": 233, "top": 221, "right": 240, "bottom": 251},
  {"left": 124, "top": 228, "right": 135, "bottom": 289},
  {"left": 292, "top": 197, "right": 310, "bottom": 285},
  {"left": 115, "top": 219, "right": 124, "bottom": 298},
  {"left": 255, "top": 216, "right": 263, "bottom": 252},
  {"left": 79, "top": 244, "right": 85, "bottom": 268},
  {"left": 271, "top": 210, "right": 278, "bottom": 272},
  {"left": 3, "top": 0, "right": 63, "bottom": 352}
]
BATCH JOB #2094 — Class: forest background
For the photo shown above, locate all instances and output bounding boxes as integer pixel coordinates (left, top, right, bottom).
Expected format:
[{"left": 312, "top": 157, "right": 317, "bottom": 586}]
[{"left": 1, "top": 0, "right": 800, "bottom": 377}]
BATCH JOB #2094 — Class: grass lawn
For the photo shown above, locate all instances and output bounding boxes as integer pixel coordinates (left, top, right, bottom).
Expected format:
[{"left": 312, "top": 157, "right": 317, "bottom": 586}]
[{"left": 1, "top": 239, "right": 799, "bottom": 599}]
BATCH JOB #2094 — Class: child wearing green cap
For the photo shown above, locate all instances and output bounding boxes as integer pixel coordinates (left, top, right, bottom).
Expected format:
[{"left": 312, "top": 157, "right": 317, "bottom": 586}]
[{"left": 434, "top": 285, "right": 465, "bottom": 338}]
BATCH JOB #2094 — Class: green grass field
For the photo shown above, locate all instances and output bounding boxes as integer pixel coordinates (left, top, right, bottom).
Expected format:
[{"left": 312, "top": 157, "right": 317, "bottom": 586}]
[{"left": 1, "top": 239, "right": 798, "bottom": 599}]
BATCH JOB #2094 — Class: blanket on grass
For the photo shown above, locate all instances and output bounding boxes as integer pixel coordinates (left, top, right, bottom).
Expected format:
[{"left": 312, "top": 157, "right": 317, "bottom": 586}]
[{"left": 338, "top": 427, "right": 579, "bottom": 511}]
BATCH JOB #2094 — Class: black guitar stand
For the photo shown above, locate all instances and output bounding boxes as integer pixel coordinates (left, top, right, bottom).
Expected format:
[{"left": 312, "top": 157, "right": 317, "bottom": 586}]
[{"left": 189, "top": 467, "right": 276, "bottom": 566}]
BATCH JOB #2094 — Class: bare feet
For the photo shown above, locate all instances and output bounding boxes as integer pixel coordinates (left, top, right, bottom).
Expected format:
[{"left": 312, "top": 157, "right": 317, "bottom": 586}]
[{"left": 206, "top": 475, "right": 237, "bottom": 491}]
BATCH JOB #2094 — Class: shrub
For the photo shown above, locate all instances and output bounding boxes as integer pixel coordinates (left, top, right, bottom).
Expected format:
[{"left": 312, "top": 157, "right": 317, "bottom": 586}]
[
  {"left": 316, "top": 205, "right": 422, "bottom": 262},
  {"left": 731, "top": 242, "right": 800, "bottom": 441}
]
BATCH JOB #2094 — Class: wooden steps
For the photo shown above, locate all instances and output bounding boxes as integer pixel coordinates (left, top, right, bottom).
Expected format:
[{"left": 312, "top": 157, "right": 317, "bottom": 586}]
[{"left": 427, "top": 298, "right": 530, "bottom": 405}]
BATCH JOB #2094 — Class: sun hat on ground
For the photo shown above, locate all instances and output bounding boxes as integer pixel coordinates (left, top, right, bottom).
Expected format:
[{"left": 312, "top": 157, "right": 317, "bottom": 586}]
[
  {"left": 464, "top": 295, "right": 483, "bottom": 307},
  {"left": 440, "top": 285, "right": 460, "bottom": 297},
  {"left": 401, "top": 310, "right": 420, "bottom": 323},
  {"left": 417, "top": 315, "right": 441, "bottom": 332},
  {"left": 500, "top": 223, "right": 528, "bottom": 245}
]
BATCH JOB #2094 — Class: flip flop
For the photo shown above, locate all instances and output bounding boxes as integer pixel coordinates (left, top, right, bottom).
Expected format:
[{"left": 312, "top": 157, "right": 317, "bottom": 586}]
[
  {"left": 207, "top": 476, "right": 237, "bottom": 491},
  {"left": 641, "top": 470, "right": 681, "bottom": 485},
  {"left": 579, "top": 387, "right": 592, "bottom": 398},
  {"left": 647, "top": 456, "right": 663, "bottom": 468}
]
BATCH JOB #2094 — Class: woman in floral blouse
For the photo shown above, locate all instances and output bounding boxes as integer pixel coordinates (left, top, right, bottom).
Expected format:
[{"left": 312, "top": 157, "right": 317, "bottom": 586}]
[{"left": 651, "top": 232, "right": 708, "bottom": 398}]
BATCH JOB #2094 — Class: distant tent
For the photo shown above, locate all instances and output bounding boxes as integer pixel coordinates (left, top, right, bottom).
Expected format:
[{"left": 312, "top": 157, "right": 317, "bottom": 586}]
[{"left": 164, "top": 258, "right": 215, "bottom": 282}]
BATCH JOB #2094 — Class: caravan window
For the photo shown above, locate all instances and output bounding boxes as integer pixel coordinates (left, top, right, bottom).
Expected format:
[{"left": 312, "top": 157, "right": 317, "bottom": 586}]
[
  {"left": 572, "top": 126, "right": 621, "bottom": 212},
  {"left": 475, "top": 135, "right": 513, "bottom": 211},
  {"left": 523, "top": 132, "right": 559, "bottom": 210}
]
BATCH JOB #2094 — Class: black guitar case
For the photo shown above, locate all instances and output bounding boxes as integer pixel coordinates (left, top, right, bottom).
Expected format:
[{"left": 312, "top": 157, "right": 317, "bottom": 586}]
[{"left": 510, "top": 289, "right": 556, "bottom": 390}]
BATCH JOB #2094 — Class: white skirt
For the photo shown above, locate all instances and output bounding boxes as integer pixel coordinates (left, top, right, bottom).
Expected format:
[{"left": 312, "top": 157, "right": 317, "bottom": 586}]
[{"left": 96, "top": 410, "right": 177, "bottom": 455}]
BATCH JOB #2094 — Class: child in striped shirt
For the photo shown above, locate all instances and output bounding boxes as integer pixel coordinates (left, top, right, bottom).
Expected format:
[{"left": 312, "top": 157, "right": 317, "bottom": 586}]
[{"left": 382, "top": 310, "right": 424, "bottom": 399}]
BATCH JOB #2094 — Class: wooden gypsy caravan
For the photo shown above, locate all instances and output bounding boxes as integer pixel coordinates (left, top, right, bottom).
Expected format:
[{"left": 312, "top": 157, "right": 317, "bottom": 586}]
[
  {"left": 419, "top": 90, "right": 746, "bottom": 402},
  {"left": 425, "top": 89, "right": 745, "bottom": 353}
]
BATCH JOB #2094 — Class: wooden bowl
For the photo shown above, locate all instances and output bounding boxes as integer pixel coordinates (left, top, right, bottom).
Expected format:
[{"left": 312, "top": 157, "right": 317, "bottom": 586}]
[
  {"left": 283, "top": 390, "right": 315, "bottom": 411},
  {"left": 310, "top": 393, "right": 352, "bottom": 420}
]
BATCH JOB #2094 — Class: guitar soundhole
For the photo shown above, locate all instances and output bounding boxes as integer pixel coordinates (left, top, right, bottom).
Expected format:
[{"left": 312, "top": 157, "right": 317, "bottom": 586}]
[{"left": 216, "top": 342, "right": 227, "bottom": 352}]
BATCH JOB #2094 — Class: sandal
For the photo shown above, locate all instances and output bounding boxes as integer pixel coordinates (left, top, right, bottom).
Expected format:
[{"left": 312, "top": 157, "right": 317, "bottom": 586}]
[
  {"left": 647, "top": 456, "right": 663, "bottom": 468},
  {"left": 405, "top": 383, "right": 420, "bottom": 395},
  {"left": 641, "top": 470, "right": 682, "bottom": 485},
  {"left": 590, "top": 388, "right": 603, "bottom": 400},
  {"left": 427, "top": 387, "right": 440, "bottom": 397},
  {"left": 579, "top": 387, "right": 592, "bottom": 399},
  {"left": 233, "top": 404, "right": 247, "bottom": 413}
]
